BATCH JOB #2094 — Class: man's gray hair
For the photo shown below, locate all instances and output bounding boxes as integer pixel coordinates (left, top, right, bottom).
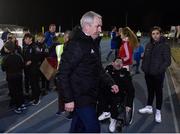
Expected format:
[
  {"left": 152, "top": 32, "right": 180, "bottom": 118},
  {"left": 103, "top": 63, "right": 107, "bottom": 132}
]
[{"left": 80, "top": 11, "right": 102, "bottom": 28}]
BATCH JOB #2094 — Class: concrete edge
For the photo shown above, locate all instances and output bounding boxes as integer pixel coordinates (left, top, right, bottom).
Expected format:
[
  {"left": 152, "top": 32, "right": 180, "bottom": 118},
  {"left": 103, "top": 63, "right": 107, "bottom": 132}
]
[{"left": 168, "top": 57, "right": 180, "bottom": 101}]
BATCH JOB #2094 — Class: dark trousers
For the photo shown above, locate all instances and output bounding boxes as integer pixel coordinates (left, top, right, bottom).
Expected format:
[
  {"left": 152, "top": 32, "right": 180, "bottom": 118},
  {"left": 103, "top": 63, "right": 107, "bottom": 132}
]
[
  {"left": 8, "top": 74, "right": 24, "bottom": 108},
  {"left": 145, "top": 73, "right": 165, "bottom": 110},
  {"left": 135, "top": 60, "right": 140, "bottom": 73},
  {"left": 70, "top": 105, "right": 100, "bottom": 133},
  {"left": 24, "top": 67, "right": 30, "bottom": 93},
  {"left": 29, "top": 70, "right": 40, "bottom": 101},
  {"left": 98, "top": 89, "right": 125, "bottom": 119}
]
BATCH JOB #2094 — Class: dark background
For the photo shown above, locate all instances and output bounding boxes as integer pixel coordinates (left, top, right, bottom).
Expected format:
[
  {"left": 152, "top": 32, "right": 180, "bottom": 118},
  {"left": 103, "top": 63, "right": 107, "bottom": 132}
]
[{"left": 0, "top": 0, "right": 179, "bottom": 32}]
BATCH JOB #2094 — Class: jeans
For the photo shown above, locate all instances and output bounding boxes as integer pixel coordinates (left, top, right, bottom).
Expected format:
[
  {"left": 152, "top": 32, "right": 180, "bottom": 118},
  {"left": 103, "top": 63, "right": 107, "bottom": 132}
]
[{"left": 70, "top": 105, "right": 100, "bottom": 133}]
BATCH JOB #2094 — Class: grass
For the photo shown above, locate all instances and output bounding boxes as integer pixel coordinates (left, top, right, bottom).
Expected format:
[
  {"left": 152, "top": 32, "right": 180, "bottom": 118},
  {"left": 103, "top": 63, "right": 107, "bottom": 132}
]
[{"left": 171, "top": 47, "right": 180, "bottom": 66}]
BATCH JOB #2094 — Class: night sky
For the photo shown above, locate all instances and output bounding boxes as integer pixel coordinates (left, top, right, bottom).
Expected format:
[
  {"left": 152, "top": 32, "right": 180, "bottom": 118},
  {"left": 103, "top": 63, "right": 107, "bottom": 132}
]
[{"left": 0, "top": 0, "right": 179, "bottom": 32}]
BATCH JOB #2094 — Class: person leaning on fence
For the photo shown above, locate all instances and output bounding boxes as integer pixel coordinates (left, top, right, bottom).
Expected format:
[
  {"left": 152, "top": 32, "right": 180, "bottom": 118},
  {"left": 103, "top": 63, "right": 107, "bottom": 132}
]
[
  {"left": 139, "top": 26, "right": 171, "bottom": 123},
  {"left": 56, "top": 11, "right": 119, "bottom": 133}
]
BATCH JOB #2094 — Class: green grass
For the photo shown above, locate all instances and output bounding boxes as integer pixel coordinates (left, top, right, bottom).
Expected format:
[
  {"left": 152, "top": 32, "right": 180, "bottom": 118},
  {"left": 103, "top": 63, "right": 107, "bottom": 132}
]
[
  {"left": 171, "top": 47, "right": 180, "bottom": 66},
  {"left": 0, "top": 57, "right": 2, "bottom": 65}
]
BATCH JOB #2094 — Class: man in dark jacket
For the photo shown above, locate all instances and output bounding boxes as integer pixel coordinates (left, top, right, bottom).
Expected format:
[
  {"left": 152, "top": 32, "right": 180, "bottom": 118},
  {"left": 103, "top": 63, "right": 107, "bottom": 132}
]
[
  {"left": 57, "top": 11, "right": 119, "bottom": 133},
  {"left": 139, "top": 26, "right": 171, "bottom": 123}
]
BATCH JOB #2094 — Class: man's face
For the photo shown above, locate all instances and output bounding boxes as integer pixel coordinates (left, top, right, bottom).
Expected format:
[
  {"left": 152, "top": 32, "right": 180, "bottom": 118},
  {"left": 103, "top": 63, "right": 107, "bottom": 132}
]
[
  {"left": 88, "top": 17, "right": 102, "bottom": 39},
  {"left": 152, "top": 30, "right": 161, "bottom": 42}
]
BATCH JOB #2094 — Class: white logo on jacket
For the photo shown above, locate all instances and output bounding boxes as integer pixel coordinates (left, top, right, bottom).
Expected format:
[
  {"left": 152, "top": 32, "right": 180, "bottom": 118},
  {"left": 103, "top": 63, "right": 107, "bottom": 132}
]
[{"left": 91, "top": 49, "right": 95, "bottom": 54}]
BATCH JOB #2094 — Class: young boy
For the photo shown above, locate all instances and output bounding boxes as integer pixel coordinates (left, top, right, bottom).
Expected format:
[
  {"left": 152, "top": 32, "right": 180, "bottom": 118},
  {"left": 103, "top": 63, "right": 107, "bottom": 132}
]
[
  {"left": 133, "top": 39, "right": 144, "bottom": 74},
  {"left": 98, "top": 58, "right": 135, "bottom": 132},
  {"left": 35, "top": 33, "right": 49, "bottom": 95},
  {"left": 1, "top": 41, "right": 26, "bottom": 113}
]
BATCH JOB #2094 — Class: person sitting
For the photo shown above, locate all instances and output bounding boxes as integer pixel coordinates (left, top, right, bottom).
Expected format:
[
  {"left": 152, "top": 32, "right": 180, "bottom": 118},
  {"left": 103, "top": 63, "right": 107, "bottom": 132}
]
[{"left": 98, "top": 58, "right": 135, "bottom": 132}]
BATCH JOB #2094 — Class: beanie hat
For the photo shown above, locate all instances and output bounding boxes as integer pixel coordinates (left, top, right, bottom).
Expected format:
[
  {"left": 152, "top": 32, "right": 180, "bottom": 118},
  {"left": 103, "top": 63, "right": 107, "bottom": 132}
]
[{"left": 4, "top": 41, "right": 15, "bottom": 52}]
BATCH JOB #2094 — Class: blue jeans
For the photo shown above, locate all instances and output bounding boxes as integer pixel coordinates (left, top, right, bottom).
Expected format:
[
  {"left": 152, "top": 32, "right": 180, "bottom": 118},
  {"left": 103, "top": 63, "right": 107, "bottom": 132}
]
[{"left": 70, "top": 105, "right": 100, "bottom": 133}]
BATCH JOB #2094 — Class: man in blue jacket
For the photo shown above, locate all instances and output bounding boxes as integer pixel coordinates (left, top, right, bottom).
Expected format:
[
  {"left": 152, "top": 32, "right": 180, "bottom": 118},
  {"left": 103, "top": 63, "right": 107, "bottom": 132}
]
[{"left": 44, "top": 24, "right": 56, "bottom": 47}]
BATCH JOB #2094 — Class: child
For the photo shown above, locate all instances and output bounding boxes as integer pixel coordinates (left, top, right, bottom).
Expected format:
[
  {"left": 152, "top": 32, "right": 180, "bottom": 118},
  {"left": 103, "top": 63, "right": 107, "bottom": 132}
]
[
  {"left": 118, "top": 27, "right": 138, "bottom": 71},
  {"left": 133, "top": 39, "right": 144, "bottom": 74},
  {"left": 98, "top": 58, "right": 135, "bottom": 132},
  {"left": 1, "top": 41, "right": 26, "bottom": 113},
  {"left": 35, "top": 33, "right": 49, "bottom": 95}
]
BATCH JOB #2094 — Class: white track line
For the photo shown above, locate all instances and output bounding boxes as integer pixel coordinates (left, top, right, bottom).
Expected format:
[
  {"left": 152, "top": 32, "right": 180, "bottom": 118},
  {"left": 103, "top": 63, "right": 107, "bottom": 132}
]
[
  {"left": 4, "top": 98, "right": 58, "bottom": 133},
  {"left": 165, "top": 74, "right": 179, "bottom": 133}
]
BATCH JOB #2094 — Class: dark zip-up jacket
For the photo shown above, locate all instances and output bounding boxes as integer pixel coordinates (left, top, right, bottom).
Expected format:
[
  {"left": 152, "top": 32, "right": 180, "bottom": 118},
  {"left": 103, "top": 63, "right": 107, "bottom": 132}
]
[
  {"left": 57, "top": 27, "right": 115, "bottom": 108},
  {"left": 1, "top": 53, "right": 24, "bottom": 80},
  {"left": 105, "top": 65, "right": 135, "bottom": 107},
  {"left": 141, "top": 37, "right": 171, "bottom": 75}
]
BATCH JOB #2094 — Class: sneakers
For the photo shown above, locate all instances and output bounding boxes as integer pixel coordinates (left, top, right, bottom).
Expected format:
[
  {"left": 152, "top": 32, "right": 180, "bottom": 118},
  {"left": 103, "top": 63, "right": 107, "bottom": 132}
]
[
  {"left": 155, "top": 109, "right": 162, "bottom": 123},
  {"left": 32, "top": 99, "right": 41, "bottom": 106},
  {"left": 109, "top": 118, "right": 117, "bottom": 132},
  {"left": 98, "top": 112, "right": 111, "bottom": 121},
  {"left": 20, "top": 104, "right": 27, "bottom": 110},
  {"left": 14, "top": 107, "right": 22, "bottom": 114},
  {"left": 139, "top": 106, "right": 153, "bottom": 114}
]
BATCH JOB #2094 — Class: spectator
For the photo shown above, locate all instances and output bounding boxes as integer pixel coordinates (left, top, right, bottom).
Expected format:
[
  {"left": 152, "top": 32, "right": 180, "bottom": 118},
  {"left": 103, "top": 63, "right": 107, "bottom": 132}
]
[
  {"left": 133, "top": 38, "right": 144, "bottom": 74},
  {"left": 1, "top": 41, "right": 26, "bottom": 113},
  {"left": 1, "top": 28, "right": 10, "bottom": 43},
  {"left": 139, "top": 26, "right": 171, "bottom": 123},
  {"left": 44, "top": 24, "right": 56, "bottom": 48},
  {"left": 106, "top": 26, "right": 117, "bottom": 61},
  {"left": 118, "top": 27, "right": 138, "bottom": 71}
]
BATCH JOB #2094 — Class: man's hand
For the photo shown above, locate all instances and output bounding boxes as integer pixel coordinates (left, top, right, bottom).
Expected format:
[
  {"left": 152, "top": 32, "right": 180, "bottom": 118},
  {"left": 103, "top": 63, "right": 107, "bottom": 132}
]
[
  {"left": 111, "top": 85, "right": 119, "bottom": 94},
  {"left": 64, "top": 101, "right": 75, "bottom": 112}
]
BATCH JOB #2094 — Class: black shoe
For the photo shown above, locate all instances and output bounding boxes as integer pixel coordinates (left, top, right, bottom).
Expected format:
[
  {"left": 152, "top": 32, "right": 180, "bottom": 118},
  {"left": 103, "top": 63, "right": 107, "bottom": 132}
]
[
  {"left": 41, "top": 91, "right": 48, "bottom": 96},
  {"left": 32, "top": 99, "right": 41, "bottom": 106},
  {"left": 20, "top": 104, "right": 27, "bottom": 110},
  {"left": 135, "top": 71, "right": 140, "bottom": 74},
  {"left": 14, "top": 107, "right": 23, "bottom": 114}
]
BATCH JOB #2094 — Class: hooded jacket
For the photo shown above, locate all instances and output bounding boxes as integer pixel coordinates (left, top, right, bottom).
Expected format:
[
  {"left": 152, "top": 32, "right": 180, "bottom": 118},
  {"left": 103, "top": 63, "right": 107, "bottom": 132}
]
[{"left": 57, "top": 27, "right": 115, "bottom": 107}]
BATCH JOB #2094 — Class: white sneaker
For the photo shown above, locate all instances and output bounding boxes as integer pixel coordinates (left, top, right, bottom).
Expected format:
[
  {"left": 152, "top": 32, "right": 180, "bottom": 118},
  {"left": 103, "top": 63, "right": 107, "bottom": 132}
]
[
  {"left": 109, "top": 118, "right": 117, "bottom": 132},
  {"left": 155, "top": 110, "right": 162, "bottom": 123},
  {"left": 98, "top": 112, "right": 111, "bottom": 121},
  {"left": 139, "top": 106, "right": 153, "bottom": 114}
]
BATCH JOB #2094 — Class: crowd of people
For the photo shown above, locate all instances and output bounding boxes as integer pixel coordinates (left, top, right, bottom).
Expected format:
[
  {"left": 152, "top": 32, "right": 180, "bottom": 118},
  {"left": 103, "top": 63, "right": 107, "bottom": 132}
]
[
  {"left": 0, "top": 11, "right": 171, "bottom": 133},
  {"left": 0, "top": 24, "right": 70, "bottom": 114}
]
